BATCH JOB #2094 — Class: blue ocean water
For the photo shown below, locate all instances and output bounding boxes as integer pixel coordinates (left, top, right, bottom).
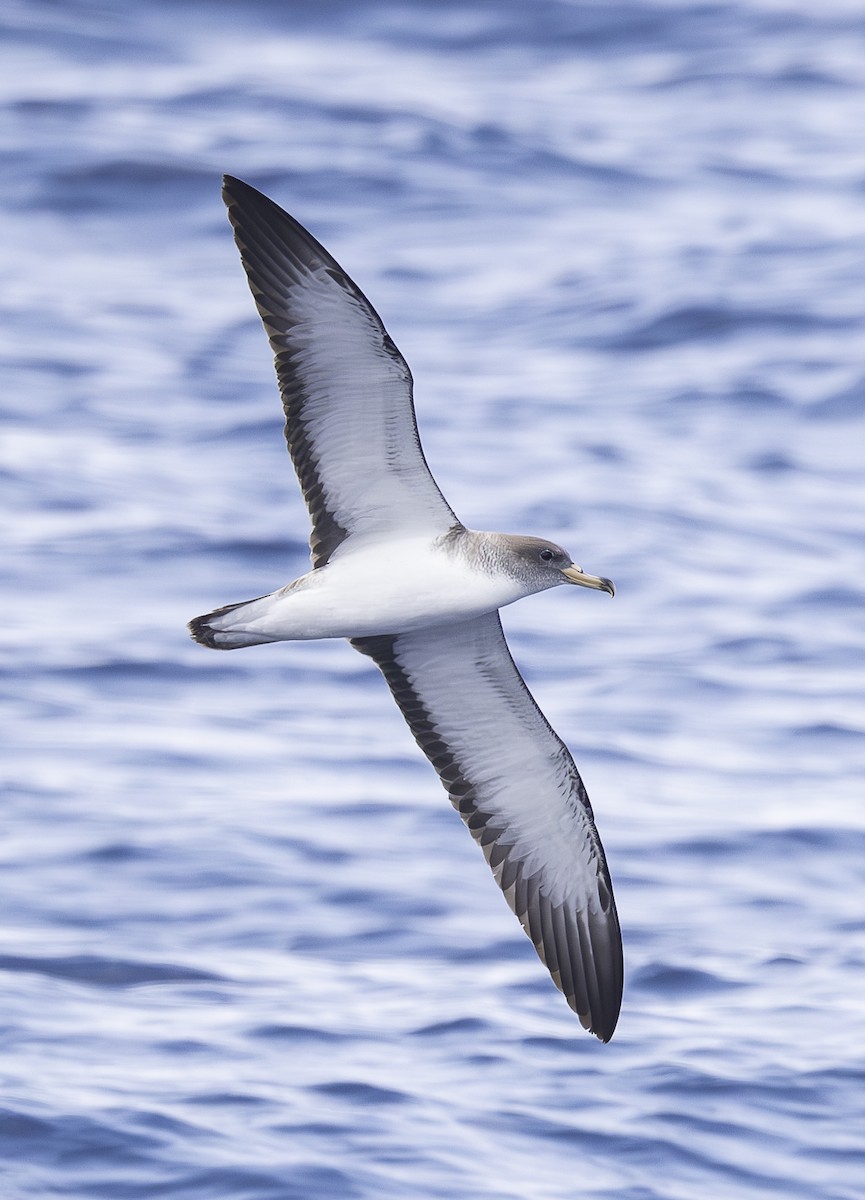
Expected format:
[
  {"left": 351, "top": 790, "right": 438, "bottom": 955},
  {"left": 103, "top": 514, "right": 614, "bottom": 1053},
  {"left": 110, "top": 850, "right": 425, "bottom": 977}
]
[{"left": 2, "top": 0, "right": 864, "bottom": 1196}]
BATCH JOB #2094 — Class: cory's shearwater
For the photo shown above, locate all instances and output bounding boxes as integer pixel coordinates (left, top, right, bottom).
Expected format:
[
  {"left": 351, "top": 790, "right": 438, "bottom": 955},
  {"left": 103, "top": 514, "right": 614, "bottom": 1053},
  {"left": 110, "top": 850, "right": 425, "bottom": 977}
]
[{"left": 189, "top": 176, "right": 623, "bottom": 1041}]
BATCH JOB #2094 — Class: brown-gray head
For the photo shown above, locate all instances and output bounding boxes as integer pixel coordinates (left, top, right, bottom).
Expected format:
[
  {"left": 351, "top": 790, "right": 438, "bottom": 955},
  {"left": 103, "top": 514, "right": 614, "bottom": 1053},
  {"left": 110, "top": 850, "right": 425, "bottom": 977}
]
[{"left": 487, "top": 533, "right": 615, "bottom": 597}]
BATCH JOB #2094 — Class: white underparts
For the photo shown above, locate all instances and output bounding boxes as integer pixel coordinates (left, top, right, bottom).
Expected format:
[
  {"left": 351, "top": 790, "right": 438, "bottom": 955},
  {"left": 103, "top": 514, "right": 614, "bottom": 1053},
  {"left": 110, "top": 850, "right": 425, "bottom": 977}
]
[{"left": 196, "top": 531, "right": 556, "bottom": 645}]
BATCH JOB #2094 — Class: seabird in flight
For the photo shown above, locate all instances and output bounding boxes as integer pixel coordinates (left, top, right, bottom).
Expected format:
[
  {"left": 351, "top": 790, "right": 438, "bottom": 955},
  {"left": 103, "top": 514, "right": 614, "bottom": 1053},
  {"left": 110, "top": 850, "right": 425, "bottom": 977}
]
[{"left": 189, "top": 176, "right": 623, "bottom": 1040}]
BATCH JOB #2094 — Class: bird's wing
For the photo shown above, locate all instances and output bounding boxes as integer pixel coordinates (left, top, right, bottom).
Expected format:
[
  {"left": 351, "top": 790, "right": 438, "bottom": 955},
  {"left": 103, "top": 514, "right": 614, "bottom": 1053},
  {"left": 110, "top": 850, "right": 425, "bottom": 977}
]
[
  {"left": 351, "top": 612, "right": 622, "bottom": 1040},
  {"left": 222, "top": 176, "right": 460, "bottom": 567}
]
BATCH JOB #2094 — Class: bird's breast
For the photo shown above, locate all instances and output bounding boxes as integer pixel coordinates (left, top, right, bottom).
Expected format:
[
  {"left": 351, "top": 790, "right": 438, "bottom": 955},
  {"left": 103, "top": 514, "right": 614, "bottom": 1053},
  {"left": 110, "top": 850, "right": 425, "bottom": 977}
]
[{"left": 268, "top": 535, "right": 529, "bottom": 640}]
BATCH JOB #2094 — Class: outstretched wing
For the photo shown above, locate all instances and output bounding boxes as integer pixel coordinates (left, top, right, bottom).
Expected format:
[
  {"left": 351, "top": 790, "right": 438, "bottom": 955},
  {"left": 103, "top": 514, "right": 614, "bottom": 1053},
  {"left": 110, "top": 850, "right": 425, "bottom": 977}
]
[
  {"left": 352, "top": 613, "right": 623, "bottom": 1041},
  {"left": 222, "top": 176, "right": 460, "bottom": 567}
]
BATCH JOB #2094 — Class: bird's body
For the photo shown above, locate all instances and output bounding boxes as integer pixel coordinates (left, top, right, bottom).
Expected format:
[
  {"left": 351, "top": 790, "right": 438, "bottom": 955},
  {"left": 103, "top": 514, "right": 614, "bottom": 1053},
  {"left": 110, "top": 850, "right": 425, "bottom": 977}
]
[
  {"left": 189, "top": 176, "right": 624, "bottom": 1040},
  {"left": 193, "top": 529, "right": 603, "bottom": 646}
]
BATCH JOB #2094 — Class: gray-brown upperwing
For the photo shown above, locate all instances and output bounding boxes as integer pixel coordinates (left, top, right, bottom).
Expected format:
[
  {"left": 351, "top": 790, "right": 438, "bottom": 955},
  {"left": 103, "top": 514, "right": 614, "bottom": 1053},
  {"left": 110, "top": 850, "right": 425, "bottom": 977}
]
[
  {"left": 352, "top": 612, "right": 623, "bottom": 1041},
  {"left": 222, "top": 175, "right": 460, "bottom": 568}
]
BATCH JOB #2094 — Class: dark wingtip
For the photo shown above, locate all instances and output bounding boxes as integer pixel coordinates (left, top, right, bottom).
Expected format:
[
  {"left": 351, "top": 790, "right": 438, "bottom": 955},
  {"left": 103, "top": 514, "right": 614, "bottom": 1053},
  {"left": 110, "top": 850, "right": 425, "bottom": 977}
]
[
  {"left": 591, "top": 1001, "right": 621, "bottom": 1044},
  {"left": 221, "top": 174, "right": 281, "bottom": 214},
  {"left": 571, "top": 984, "right": 621, "bottom": 1043},
  {"left": 565, "top": 902, "right": 623, "bottom": 1042},
  {"left": 567, "top": 979, "right": 622, "bottom": 1044},
  {"left": 591, "top": 916, "right": 624, "bottom": 1043},
  {"left": 222, "top": 174, "right": 256, "bottom": 212}
]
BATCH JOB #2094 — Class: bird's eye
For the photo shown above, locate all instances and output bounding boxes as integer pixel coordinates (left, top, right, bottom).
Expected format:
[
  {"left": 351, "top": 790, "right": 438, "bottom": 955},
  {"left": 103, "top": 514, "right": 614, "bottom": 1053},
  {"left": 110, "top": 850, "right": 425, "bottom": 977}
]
[{"left": 539, "top": 548, "right": 555, "bottom": 562}]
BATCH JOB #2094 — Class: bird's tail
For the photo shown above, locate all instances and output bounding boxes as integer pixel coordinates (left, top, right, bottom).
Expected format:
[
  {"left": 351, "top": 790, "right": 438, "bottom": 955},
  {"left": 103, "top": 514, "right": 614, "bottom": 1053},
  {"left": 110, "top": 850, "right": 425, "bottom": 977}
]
[{"left": 188, "top": 596, "right": 276, "bottom": 650}]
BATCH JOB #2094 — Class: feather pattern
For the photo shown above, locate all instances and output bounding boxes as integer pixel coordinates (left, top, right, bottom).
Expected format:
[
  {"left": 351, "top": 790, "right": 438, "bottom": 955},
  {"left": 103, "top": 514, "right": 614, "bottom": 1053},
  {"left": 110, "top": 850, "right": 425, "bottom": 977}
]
[
  {"left": 352, "top": 613, "right": 623, "bottom": 1041},
  {"left": 222, "top": 176, "right": 460, "bottom": 567}
]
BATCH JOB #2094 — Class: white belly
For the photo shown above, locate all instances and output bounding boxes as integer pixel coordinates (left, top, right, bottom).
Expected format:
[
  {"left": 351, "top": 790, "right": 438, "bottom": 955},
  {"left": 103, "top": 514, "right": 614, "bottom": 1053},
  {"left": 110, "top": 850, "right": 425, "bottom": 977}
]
[{"left": 225, "top": 535, "right": 529, "bottom": 642}]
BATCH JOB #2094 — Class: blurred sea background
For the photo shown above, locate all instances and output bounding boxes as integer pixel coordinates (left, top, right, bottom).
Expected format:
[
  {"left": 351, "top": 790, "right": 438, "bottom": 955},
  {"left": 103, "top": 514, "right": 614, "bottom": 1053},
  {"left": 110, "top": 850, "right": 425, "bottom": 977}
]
[{"left": 2, "top": 1, "right": 865, "bottom": 1197}]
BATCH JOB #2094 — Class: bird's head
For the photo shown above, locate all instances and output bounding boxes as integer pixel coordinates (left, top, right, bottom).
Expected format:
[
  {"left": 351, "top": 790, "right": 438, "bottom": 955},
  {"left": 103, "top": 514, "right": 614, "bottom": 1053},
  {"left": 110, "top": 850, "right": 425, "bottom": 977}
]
[{"left": 505, "top": 535, "right": 615, "bottom": 597}]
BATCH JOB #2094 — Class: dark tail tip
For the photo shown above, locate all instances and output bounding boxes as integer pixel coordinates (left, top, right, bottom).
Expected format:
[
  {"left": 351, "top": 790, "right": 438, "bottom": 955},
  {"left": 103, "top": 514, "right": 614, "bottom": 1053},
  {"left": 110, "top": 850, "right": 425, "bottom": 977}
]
[
  {"left": 188, "top": 596, "right": 272, "bottom": 650},
  {"left": 188, "top": 613, "right": 226, "bottom": 649}
]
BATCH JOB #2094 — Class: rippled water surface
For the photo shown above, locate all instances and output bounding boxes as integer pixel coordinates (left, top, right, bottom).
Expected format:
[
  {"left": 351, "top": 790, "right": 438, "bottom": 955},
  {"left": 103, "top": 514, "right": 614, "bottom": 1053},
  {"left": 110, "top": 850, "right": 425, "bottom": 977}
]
[{"left": 2, "top": 1, "right": 865, "bottom": 1197}]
